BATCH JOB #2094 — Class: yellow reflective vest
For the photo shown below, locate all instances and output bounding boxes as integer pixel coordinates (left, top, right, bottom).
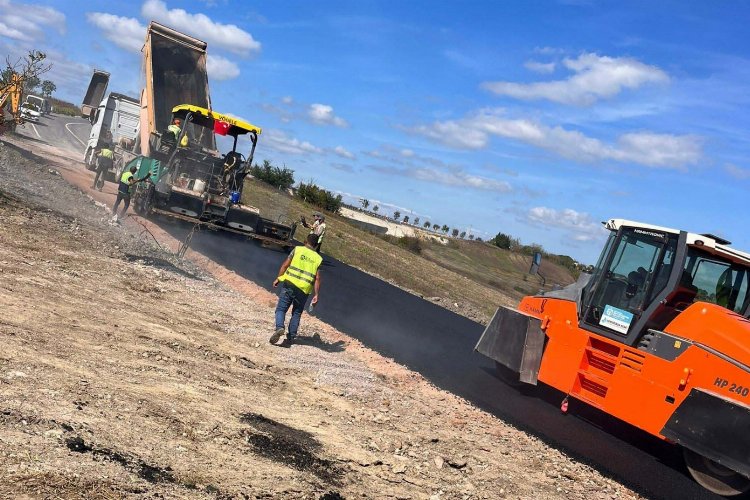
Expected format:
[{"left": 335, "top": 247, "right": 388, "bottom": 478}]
[
  {"left": 167, "top": 124, "right": 189, "bottom": 147},
  {"left": 279, "top": 246, "right": 322, "bottom": 295},
  {"left": 99, "top": 148, "right": 114, "bottom": 159},
  {"left": 118, "top": 170, "right": 134, "bottom": 195}
]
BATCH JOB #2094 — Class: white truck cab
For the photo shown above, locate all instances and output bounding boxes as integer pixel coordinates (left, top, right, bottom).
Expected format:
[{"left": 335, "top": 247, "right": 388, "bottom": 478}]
[
  {"left": 24, "top": 95, "right": 49, "bottom": 115},
  {"left": 83, "top": 92, "right": 139, "bottom": 181}
]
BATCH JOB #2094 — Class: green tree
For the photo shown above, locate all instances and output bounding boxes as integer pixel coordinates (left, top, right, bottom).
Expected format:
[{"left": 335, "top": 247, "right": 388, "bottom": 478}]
[
  {"left": 414, "top": 217, "right": 420, "bottom": 226},
  {"left": 360, "top": 198, "right": 369, "bottom": 210},
  {"left": 492, "top": 232, "right": 513, "bottom": 250},
  {"left": 250, "top": 159, "right": 295, "bottom": 189},
  {"left": 0, "top": 68, "right": 13, "bottom": 85},
  {"left": 432, "top": 224, "right": 439, "bottom": 231},
  {"left": 393, "top": 210, "right": 401, "bottom": 221},
  {"left": 40, "top": 80, "right": 56, "bottom": 97},
  {"left": 295, "top": 180, "right": 343, "bottom": 213},
  {"left": 373, "top": 205, "right": 379, "bottom": 213},
  {"left": 452, "top": 228, "right": 459, "bottom": 237},
  {"left": 441, "top": 224, "right": 449, "bottom": 233},
  {"left": 423, "top": 220, "right": 430, "bottom": 228},
  {"left": 468, "top": 234, "right": 475, "bottom": 240},
  {"left": 460, "top": 231, "right": 466, "bottom": 239}
]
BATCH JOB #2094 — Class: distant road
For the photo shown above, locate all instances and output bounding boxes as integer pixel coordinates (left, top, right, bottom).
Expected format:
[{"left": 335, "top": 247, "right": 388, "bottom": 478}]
[
  {"left": 14, "top": 113, "right": 90, "bottom": 156},
  {"left": 24, "top": 113, "right": 719, "bottom": 500}
]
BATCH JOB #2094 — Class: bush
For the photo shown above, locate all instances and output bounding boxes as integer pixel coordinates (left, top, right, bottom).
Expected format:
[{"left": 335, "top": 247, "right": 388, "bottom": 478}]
[
  {"left": 377, "top": 234, "right": 422, "bottom": 254},
  {"left": 250, "top": 159, "right": 295, "bottom": 189},
  {"left": 295, "top": 181, "right": 342, "bottom": 214},
  {"left": 491, "top": 232, "right": 513, "bottom": 249},
  {"left": 48, "top": 97, "right": 79, "bottom": 117}
]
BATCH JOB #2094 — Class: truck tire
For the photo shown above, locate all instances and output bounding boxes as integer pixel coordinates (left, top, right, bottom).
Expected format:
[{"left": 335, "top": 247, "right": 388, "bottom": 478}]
[
  {"left": 84, "top": 147, "right": 96, "bottom": 171},
  {"left": 683, "top": 448, "right": 750, "bottom": 497},
  {"left": 133, "top": 183, "right": 155, "bottom": 217}
]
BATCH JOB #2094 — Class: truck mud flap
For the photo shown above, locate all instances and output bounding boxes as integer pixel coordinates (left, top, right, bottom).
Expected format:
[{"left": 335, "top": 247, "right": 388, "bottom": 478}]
[
  {"left": 474, "top": 306, "right": 544, "bottom": 385},
  {"left": 661, "top": 388, "right": 750, "bottom": 478}
]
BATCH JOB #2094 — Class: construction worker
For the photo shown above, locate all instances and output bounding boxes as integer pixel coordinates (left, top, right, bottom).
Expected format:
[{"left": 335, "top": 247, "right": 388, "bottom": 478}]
[
  {"left": 270, "top": 233, "right": 322, "bottom": 346},
  {"left": 91, "top": 143, "right": 114, "bottom": 191},
  {"left": 167, "top": 118, "right": 189, "bottom": 147},
  {"left": 112, "top": 165, "right": 150, "bottom": 222},
  {"left": 301, "top": 211, "right": 326, "bottom": 253}
]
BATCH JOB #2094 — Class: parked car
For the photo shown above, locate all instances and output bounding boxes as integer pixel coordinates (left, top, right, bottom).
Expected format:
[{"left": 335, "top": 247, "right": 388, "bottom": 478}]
[{"left": 20, "top": 103, "right": 41, "bottom": 122}]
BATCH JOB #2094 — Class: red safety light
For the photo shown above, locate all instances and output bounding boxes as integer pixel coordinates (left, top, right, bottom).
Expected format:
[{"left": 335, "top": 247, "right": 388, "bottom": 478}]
[{"left": 214, "top": 120, "right": 230, "bottom": 136}]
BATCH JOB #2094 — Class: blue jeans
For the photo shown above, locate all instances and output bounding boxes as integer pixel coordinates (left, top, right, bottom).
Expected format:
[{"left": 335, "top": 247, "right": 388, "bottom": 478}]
[{"left": 275, "top": 283, "right": 308, "bottom": 339}]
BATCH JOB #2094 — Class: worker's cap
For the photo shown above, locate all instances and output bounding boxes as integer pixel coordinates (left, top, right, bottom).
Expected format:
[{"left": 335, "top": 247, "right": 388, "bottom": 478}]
[{"left": 313, "top": 211, "right": 324, "bottom": 220}]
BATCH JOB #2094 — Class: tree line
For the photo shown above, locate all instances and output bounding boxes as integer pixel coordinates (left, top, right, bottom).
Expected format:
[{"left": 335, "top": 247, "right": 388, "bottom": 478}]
[
  {"left": 489, "top": 231, "right": 583, "bottom": 274},
  {"left": 248, "top": 159, "right": 343, "bottom": 214},
  {"left": 355, "top": 198, "right": 483, "bottom": 241}
]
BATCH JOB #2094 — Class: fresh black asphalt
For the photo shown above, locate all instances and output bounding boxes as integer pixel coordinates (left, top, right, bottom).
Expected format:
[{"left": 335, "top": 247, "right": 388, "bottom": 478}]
[
  {"left": 161, "top": 225, "right": 718, "bottom": 500},
  {"left": 38, "top": 114, "right": 719, "bottom": 500}
]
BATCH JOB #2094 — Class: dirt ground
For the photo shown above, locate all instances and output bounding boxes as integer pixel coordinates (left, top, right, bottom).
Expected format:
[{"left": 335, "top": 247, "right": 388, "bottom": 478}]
[{"left": 0, "top": 137, "right": 641, "bottom": 499}]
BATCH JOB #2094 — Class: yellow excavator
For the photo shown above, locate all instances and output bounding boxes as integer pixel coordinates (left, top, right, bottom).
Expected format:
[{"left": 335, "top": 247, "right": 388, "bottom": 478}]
[{"left": 0, "top": 72, "right": 24, "bottom": 134}]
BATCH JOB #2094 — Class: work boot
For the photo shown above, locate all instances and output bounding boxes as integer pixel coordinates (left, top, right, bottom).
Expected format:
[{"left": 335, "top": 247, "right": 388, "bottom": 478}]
[{"left": 269, "top": 327, "right": 284, "bottom": 344}]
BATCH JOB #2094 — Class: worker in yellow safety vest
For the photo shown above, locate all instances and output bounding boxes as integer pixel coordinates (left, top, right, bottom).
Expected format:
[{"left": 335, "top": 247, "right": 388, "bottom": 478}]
[
  {"left": 167, "top": 118, "right": 189, "bottom": 147},
  {"left": 301, "top": 211, "right": 326, "bottom": 253},
  {"left": 92, "top": 143, "right": 114, "bottom": 191},
  {"left": 111, "top": 165, "right": 151, "bottom": 223},
  {"left": 270, "top": 233, "right": 323, "bottom": 346}
]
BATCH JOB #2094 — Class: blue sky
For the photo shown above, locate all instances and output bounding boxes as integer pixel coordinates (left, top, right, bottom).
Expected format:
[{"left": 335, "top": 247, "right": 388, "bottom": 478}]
[{"left": 2, "top": 0, "right": 748, "bottom": 263}]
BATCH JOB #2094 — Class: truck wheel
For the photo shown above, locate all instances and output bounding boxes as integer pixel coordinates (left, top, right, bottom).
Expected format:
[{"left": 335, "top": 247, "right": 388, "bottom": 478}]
[
  {"left": 683, "top": 448, "right": 750, "bottom": 496},
  {"left": 134, "top": 184, "right": 155, "bottom": 217},
  {"left": 84, "top": 148, "right": 95, "bottom": 171}
]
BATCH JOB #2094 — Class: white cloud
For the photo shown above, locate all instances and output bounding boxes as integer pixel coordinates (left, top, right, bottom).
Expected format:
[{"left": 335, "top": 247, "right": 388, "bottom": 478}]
[
  {"left": 534, "top": 46, "right": 565, "bottom": 55},
  {"left": 408, "top": 108, "right": 701, "bottom": 168},
  {"left": 526, "top": 207, "right": 606, "bottom": 242},
  {"left": 725, "top": 163, "right": 750, "bottom": 180},
  {"left": 371, "top": 164, "right": 512, "bottom": 193},
  {"left": 0, "top": 1, "right": 65, "bottom": 41},
  {"left": 483, "top": 53, "right": 669, "bottom": 105},
  {"left": 87, "top": 10, "right": 242, "bottom": 80},
  {"left": 206, "top": 54, "right": 240, "bottom": 80},
  {"left": 262, "top": 98, "right": 349, "bottom": 127},
  {"left": 400, "top": 149, "right": 415, "bottom": 157},
  {"left": 86, "top": 13, "right": 145, "bottom": 53},
  {"left": 261, "top": 129, "right": 323, "bottom": 156},
  {"left": 333, "top": 146, "right": 355, "bottom": 159},
  {"left": 524, "top": 60, "right": 556, "bottom": 74},
  {"left": 308, "top": 103, "right": 348, "bottom": 127},
  {"left": 0, "top": 21, "right": 29, "bottom": 41},
  {"left": 141, "top": 0, "right": 261, "bottom": 56}
]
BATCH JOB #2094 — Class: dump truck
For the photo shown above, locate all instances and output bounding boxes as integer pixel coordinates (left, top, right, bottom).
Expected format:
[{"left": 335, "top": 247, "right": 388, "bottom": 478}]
[
  {"left": 83, "top": 92, "right": 140, "bottom": 183},
  {"left": 476, "top": 218, "right": 750, "bottom": 496},
  {"left": 0, "top": 72, "right": 23, "bottom": 134},
  {"left": 24, "top": 95, "right": 49, "bottom": 115},
  {"left": 81, "top": 69, "right": 110, "bottom": 122},
  {"left": 118, "top": 22, "right": 296, "bottom": 248}
]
